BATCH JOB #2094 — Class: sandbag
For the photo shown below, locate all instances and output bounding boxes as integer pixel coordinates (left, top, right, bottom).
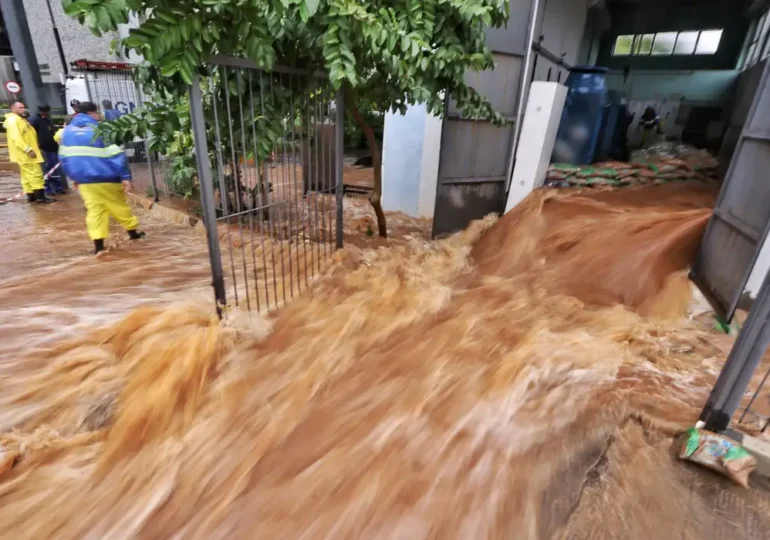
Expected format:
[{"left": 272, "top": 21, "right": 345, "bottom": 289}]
[{"left": 679, "top": 427, "right": 756, "bottom": 488}]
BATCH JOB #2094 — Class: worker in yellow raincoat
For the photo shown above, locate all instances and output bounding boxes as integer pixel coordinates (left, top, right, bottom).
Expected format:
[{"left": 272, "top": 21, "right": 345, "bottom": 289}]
[
  {"left": 3, "top": 101, "right": 55, "bottom": 203},
  {"left": 59, "top": 102, "right": 145, "bottom": 255}
]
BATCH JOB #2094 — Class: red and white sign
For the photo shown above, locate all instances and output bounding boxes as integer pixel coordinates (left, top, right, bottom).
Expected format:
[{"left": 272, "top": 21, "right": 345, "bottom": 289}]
[{"left": 4, "top": 81, "right": 21, "bottom": 94}]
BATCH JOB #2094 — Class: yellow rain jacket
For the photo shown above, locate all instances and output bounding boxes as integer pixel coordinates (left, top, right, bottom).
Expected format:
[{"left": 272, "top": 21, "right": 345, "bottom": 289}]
[
  {"left": 3, "top": 113, "right": 43, "bottom": 165},
  {"left": 4, "top": 113, "right": 45, "bottom": 194}
]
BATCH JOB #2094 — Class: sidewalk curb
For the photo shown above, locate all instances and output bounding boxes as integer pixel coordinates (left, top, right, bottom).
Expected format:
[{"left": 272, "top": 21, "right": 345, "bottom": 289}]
[{"left": 126, "top": 192, "right": 199, "bottom": 228}]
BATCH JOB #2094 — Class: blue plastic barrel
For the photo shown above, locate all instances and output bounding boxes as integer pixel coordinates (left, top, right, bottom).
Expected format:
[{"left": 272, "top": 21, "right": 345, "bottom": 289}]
[
  {"left": 551, "top": 66, "right": 609, "bottom": 165},
  {"left": 595, "top": 90, "right": 629, "bottom": 162}
]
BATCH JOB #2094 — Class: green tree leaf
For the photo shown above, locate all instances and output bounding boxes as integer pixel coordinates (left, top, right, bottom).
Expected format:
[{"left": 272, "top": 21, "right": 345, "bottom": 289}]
[{"left": 304, "top": 0, "right": 320, "bottom": 17}]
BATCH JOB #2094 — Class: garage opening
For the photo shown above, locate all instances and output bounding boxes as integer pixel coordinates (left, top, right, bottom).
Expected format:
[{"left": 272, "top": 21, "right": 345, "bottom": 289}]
[{"left": 507, "top": 0, "right": 770, "bottom": 321}]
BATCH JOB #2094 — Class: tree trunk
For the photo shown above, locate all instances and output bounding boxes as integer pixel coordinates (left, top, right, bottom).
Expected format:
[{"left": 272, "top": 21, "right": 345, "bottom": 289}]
[{"left": 344, "top": 85, "right": 387, "bottom": 238}]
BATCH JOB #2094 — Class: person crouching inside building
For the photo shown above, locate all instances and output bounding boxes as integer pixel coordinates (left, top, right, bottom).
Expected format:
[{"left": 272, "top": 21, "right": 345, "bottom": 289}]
[
  {"left": 59, "top": 102, "right": 146, "bottom": 255},
  {"left": 3, "top": 101, "right": 55, "bottom": 203}
]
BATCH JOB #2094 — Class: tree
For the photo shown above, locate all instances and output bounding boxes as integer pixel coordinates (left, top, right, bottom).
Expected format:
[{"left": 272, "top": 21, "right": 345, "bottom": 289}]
[{"left": 63, "top": 0, "right": 508, "bottom": 238}]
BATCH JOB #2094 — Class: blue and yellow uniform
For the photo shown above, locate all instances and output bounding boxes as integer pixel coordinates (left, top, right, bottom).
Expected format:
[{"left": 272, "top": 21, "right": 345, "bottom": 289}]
[{"left": 59, "top": 113, "right": 140, "bottom": 242}]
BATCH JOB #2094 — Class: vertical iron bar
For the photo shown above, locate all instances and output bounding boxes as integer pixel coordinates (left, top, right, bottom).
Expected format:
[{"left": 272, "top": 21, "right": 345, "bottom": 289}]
[
  {"left": 212, "top": 66, "right": 240, "bottom": 307},
  {"left": 702, "top": 270, "right": 770, "bottom": 433},
  {"left": 248, "top": 70, "right": 271, "bottom": 312},
  {"left": 313, "top": 85, "right": 322, "bottom": 274},
  {"left": 224, "top": 66, "right": 252, "bottom": 311},
  {"left": 318, "top": 90, "right": 329, "bottom": 264},
  {"left": 260, "top": 72, "right": 280, "bottom": 309},
  {"left": 279, "top": 73, "right": 295, "bottom": 299},
  {"left": 335, "top": 88, "right": 344, "bottom": 249},
  {"left": 189, "top": 74, "right": 227, "bottom": 315},
  {"left": 326, "top": 92, "right": 333, "bottom": 255},
  {"left": 270, "top": 74, "right": 288, "bottom": 306},
  {"left": 236, "top": 69, "right": 262, "bottom": 313},
  {"left": 306, "top": 87, "right": 316, "bottom": 281},
  {"left": 738, "top": 364, "right": 770, "bottom": 424},
  {"left": 136, "top": 80, "right": 160, "bottom": 202},
  {"left": 289, "top": 74, "right": 306, "bottom": 292}
]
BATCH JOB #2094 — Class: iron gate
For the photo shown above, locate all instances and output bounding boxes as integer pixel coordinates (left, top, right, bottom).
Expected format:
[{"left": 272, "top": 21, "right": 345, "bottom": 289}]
[
  {"left": 690, "top": 59, "right": 770, "bottom": 323},
  {"left": 697, "top": 59, "right": 770, "bottom": 434},
  {"left": 189, "top": 56, "right": 344, "bottom": 314},
  {"left": 431, "top": 0, "right": 537, "bottom": 237}
]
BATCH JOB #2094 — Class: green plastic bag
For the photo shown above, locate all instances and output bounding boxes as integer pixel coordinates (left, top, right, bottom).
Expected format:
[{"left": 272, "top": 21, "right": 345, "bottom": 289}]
[{"left": 679, "top": 427, "right": 755, "bottom": 487}]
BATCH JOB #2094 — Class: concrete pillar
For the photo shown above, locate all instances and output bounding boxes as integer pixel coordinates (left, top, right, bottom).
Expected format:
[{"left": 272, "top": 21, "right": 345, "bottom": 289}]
[
  {"left": 505, "top": 81, "right": 568, "bottom": 212},
  {"left": 382, "top": 103, "right": 442, "bottom": 218},
  {"left": 0, "top": 0, "right": 44, "bottom": 111}
]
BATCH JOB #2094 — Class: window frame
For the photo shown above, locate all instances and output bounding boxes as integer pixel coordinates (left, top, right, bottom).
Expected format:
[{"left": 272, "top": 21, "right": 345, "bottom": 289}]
[{"left": 611, "top": 29, "right": 724, "bottom": 58}]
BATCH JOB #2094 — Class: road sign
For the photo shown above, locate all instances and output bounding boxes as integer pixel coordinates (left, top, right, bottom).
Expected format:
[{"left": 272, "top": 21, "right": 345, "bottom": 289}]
[{"left": 4, "top": 81, "right": 21, "bottom": 94}]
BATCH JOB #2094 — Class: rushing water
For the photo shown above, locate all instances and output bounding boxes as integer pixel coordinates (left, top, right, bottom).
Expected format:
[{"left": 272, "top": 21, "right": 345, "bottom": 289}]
[
  {"left": 0, "top": 185, "right": 213, "bottom": 361},
  {"left": 1, "top": 178, "right": 769, "bottom": 539}
]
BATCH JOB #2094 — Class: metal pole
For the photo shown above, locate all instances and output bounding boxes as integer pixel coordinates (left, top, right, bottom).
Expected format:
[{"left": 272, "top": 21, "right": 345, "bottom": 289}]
[
  {"left": 147, "top": 137, "right": 160, "bottom": 202},
  {"left": 505, "top": 0, "right": 542, "bottom": 193},
  {"left": 335, "top": 89, "right": 344, "bottom": 249},
  {"left": 136, "top": 82, "right": 160, "bottom": 201},
  {"left": 189, "top": 74, "right": 227, "bottom": 315},
  {"left": 702, "top": 270, "right": 770, "bottom": 432},
  {"left": 44, "top": 0, "right": 68, "bottom": 77},
  {"left": 1, "top": 0, "right": 44, "bottom": 111}
]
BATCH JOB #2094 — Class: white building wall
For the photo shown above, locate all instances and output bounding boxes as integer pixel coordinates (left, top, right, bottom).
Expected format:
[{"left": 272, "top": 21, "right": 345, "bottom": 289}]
[{"left": 22, "top": 0, "right": 121, "bottom": 83}]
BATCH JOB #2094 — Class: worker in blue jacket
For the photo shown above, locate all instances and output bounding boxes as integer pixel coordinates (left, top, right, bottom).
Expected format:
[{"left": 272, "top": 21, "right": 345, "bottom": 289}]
[{"left": 59, "top": 101, "right": 145, "bottom": 255}]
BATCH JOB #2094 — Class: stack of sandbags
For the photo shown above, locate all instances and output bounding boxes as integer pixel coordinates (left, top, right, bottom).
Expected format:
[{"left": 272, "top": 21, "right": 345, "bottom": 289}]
[{"left": 545, "top": 143, "right": 720, "bottom": 188}]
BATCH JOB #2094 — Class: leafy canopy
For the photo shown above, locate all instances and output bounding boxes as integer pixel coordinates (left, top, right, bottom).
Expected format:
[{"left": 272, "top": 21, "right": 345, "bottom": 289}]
[{"left": 63, "top": 0, "right": 509, "bottom": 121}]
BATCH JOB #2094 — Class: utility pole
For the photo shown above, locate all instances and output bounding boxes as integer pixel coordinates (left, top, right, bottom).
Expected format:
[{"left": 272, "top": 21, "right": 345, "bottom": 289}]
[
  {"left": 0, "top": 0, "right": 44, "bottom": 111},
  {"left": 44, "top": 0, "right": 68, "bottom": 77}
]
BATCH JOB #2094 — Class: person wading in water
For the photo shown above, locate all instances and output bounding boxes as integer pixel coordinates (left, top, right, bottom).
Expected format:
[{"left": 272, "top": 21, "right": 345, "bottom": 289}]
[{"left": 59, "top": 101, "right": 146, "bottom": 255}]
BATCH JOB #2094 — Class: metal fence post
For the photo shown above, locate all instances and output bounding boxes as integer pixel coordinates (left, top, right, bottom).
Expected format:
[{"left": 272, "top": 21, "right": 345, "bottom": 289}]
[
  {"left": 702, "top": 270, "right": 770, "bottom": 432},
  {"left": 189, "top": 74, "right": 227, "bottom": 314},
  {"left": 335, "top": 89, "right": 344, "bottom": 249},
  {"left": 147, "top": 144, "right": 160, "bottom": 202},
  {"left": 135, "top": 82, "right": 161, "bottom": 202}
]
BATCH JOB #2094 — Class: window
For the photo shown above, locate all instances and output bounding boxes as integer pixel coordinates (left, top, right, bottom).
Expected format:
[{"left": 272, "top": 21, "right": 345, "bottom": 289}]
[
  {"left": 651, "top": 32, "right": 677, "bottom": 55},
  {"left": 613, "top": 35, "right": 634, "bottom": 55},
  {"left": 612, "top": 29, "right": 723, "bottom": 57},
  {"left": 743, "top": 10, "right": 770, "bottom": 69},
  {"left": 634, "top": 34, "right": 655, "bottom": 55},
  {"left": 674, "top": 32, "right": 699, "bottom": 55},
  {"left": 696, "top": 30, "right": 723, "bottom": 54}
]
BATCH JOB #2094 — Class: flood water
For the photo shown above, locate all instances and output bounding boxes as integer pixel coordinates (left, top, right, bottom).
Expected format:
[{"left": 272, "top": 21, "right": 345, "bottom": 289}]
[
  {"left": 0, "top": 175, "right": 213, "bottom": 360},
  {"left": 2, "top": 174, "right": 770, "bottom": 539}
]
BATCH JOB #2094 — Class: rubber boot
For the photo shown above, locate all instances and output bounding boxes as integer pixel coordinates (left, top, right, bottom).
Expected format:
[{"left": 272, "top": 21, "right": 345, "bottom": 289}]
[
  {"left": 94, "top": 239, "right": 105, "bottom": 255},
  {"left": 127, "top": 229, "right": 146, "bottom": 240},
  {"left": 26, "top": 193, "right": 36, "bottom": 203},
  {"left": 34, "top": 189, "right": 56, "bottom": 204}
]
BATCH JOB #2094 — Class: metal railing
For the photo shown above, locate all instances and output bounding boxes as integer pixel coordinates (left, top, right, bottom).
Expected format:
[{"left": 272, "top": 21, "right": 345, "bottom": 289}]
[
  {"left": 190, "top": 56, "right": 344, "bottom": 315},
  {"left": 701, "top": 271, "right": 770, "bottom": 436}
]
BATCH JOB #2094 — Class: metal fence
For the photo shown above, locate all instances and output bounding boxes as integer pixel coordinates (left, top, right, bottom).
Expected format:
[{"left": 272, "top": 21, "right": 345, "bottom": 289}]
[
  {"left": 80, "top": 68, "right": 172, "bottom": 202},
  {"left": 700, "top": 271, "right": 770, "bottom": 437},
  {"left": 190, "top": 56, "right": 344, "bottom": 315}
]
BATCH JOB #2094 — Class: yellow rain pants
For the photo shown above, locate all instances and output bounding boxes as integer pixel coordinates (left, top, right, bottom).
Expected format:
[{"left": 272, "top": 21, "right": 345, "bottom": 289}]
[
  {"left": 78, "top": 183, "right": 139, "bottom": 240},
  {"left": 19, "top": 163, "right": 44, "bottom": 194}
]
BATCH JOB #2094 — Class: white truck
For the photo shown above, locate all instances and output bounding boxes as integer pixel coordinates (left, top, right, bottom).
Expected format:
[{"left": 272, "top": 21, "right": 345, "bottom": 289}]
[{"left": 64, "top": 60, "right": 145, "bottom": 161}]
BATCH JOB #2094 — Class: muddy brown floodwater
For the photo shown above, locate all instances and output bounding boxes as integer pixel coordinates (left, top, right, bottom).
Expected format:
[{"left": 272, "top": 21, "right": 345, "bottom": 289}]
[{"left": 1, "top": 178, "right": 770, "bottom": 539}]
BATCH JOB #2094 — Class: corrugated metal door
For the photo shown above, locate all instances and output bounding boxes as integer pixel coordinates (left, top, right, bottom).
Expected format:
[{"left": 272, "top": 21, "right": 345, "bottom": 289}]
[
  {"left": 690, "top": 60, "right": 770, "bottom": 322},
  {"left": 431, "top": 0, "right": 536, "bottom": 237}
]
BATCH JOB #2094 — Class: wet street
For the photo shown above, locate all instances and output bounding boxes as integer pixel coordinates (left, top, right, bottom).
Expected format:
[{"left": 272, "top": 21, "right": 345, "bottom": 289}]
[{"left": 0, "top": 171, "right": 213, "bottom": 361}]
